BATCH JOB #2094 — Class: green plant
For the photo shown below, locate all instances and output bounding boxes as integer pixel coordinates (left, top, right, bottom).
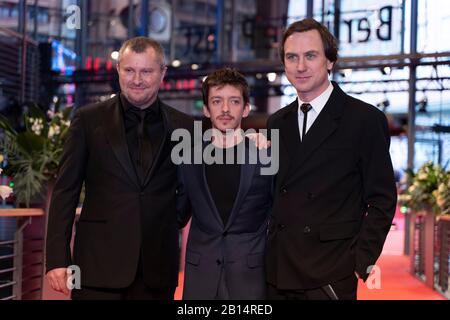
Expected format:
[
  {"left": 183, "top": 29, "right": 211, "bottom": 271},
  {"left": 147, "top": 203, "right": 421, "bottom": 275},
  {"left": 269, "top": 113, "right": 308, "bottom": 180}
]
[
  {"left": 0, "top": 154, "right": 14, "bottom": 200},
  {"left": 434, "top": 175, "right": 450, "bottom": 215},
  {"left": 398, "top": 161, "right": 449, "bottom": 215},
  {"left": 0, "top": 103, "right": 72, "bottom": 207}
]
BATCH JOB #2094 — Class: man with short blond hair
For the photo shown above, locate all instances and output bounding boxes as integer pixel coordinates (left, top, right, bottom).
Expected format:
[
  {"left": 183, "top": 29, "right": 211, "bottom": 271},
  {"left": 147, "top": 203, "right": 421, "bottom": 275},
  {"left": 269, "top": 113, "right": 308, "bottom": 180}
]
[{"left": 46, "top": 36, "right": 193, "bottom": 300}]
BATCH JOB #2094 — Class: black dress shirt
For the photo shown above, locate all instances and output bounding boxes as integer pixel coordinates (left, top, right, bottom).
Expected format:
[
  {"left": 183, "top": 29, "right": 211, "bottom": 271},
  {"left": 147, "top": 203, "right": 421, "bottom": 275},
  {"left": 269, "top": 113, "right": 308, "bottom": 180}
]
[{"left": 120, "top": 94, "right": 164, "bottom": 185}]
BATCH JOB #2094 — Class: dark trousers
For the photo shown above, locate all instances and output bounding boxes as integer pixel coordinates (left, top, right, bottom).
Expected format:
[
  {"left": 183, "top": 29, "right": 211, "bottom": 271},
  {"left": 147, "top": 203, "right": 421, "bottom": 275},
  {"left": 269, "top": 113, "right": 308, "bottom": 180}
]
[
  {"left": 267, "top": 274, "right": 358, "bottom": 300},
  {"left": 71, "top": 256, "right": 175, "bottom": 300}
]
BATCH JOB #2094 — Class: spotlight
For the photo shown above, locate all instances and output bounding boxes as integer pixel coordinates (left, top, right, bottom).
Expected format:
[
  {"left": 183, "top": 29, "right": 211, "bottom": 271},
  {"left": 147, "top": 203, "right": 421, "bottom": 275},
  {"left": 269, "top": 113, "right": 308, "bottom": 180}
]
[
  {"left": 376, "top": 99, "right": 390, "bottom": 112},
  {"left": 343, "top": 69, "right": 352, "bottom": 78},
  {"left": 171, "top": 60, "right": 181, "bottom": 68},
  {"left": 417, "top": 97, "right": 428, "bottom": 113},
  {"left": 267, "top": 73, "right": 277, "bottom": 82},
  {"left": 110, "top": 51, "right": 119, "bottom": 61},
  {"left": 381, "top": 66, "right": 391, "bottom": 75},
  {"left": 338, "top": 69, "right": 352, "bottom": 78},
  {"left": 191, "top": 64, "right": 199, "bottom": 70}
]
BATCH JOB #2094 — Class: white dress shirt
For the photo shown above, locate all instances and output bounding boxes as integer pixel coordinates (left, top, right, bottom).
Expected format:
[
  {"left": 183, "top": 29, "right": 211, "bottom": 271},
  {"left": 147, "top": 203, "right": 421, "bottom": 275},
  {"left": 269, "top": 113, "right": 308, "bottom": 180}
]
[{"left": 297, "top": 82, "right": 334, "bottom": 140}]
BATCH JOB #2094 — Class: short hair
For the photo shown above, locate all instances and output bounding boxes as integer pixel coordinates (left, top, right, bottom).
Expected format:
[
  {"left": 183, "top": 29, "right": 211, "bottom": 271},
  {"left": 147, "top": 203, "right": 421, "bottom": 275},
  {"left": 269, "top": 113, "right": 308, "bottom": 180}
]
[
  {"left": 118, "top": 36, "right": 166, "bottom": 69},
  {"left": 202, "top": 68, "right": 249, "bottom": 107},
  {"left": 279, "top": 18, "right": 338, "bottom": 66}
]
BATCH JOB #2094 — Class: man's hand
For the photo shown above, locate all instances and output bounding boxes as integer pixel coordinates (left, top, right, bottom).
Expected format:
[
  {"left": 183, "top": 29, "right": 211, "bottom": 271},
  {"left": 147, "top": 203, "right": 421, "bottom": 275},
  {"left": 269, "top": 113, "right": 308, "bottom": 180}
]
[
  {"left": 245, "top": 132, "right": 271, "bottom": 150},
  {"left": 47, "top": 267, "right": 70, "bottom": 296}
]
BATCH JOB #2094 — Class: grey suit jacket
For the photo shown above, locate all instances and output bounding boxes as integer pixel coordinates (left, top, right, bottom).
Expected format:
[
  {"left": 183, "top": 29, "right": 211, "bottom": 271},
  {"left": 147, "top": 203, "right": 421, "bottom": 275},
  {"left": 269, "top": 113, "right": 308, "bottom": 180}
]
[{"left": 178, "top": 140, "right": 273, "bottom": 299}]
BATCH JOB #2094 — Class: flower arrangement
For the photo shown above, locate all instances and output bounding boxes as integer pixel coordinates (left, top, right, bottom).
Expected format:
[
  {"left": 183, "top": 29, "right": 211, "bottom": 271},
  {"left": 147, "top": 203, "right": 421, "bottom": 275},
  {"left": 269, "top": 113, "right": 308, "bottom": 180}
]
[
  {"left": 434, "top": 175, "right": 450, "bottom": 215},
  {"left": 0, "top": 103, "right": 72, "bottom": 207},
  {"left": 398, "top": 161, "right": 449, "bottom": 215}
]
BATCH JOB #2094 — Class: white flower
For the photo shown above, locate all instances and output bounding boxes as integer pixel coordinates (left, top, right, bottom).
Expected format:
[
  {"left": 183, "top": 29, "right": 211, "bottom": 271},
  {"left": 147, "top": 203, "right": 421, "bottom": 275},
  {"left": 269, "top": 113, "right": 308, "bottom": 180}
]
[
  {"left": 0, "top": 168, "right": 2, "bottom": 174},
  {"left": 31, "top": 118, "right": 44, "bottom": 135},
  {"left": 0, "top": 185, "right": 13, "bottom": 199},
  {"left": 417, "top": 172, "right": 428, "bottom": 180},
  {"left": 398, "top": 194, "right": 412, "bottom": 202},
  {"left": 48, "top": 124, "right": 61, "bottom": 139},
  {"left": 48, "top": 126, "right": 55, "bottom": 139}
]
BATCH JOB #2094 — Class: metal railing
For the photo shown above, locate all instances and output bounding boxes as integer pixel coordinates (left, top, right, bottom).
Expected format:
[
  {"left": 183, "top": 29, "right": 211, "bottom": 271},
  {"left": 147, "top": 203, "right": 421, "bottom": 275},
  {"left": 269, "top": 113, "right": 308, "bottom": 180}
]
[
  {"left": 0, "top": 208, "right": 44, "bottom": 300},
  {"left": 409, "top": 210, "right": 450, "bottom": 299},
  {"left": 435, "top": 216, "right": 450, "bottom": 299}
]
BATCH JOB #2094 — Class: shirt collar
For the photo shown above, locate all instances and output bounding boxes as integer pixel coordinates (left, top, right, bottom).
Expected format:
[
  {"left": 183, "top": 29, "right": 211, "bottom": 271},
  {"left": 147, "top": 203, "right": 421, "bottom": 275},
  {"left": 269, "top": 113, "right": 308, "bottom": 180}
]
[
  {"left": 120, "top": 93, "right": 160, "bottom": 116},
  {"left": 297, "top": 81, "right": 333, "bottom": 115}
]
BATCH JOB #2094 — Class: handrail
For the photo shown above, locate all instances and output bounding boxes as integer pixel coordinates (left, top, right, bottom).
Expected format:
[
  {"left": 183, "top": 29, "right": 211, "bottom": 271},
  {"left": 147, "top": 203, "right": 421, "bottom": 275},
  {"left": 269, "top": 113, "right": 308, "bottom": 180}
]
[
  {"left": 0, "top": 240, "right": 16, "bottom": 246},
  {"left": 0, "top": 209, "right": 44, "bottom": 217},
  {"left": 0, "top": 207, "right": 82, "bottom": 217}
]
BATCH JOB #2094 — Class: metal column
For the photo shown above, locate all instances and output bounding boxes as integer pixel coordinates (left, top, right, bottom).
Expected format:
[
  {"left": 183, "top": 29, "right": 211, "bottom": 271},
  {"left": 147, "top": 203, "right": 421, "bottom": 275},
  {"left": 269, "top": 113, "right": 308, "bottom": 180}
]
[{"left": 404, "top": 0, "right": 419, "bottom": 255}]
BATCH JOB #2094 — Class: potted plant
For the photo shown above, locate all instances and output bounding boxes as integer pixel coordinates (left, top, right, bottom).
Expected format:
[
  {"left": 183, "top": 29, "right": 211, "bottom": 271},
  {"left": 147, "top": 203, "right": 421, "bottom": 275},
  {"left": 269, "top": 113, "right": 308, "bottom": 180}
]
[
  {"left": 398, "top": 161, "right": 448, "bottom": 215},
  {"left": 434, "top": 174, "right": 450, "bottom": 216},
  {"left": 0, "top": 103, "right": 71, "bottom": 207}
]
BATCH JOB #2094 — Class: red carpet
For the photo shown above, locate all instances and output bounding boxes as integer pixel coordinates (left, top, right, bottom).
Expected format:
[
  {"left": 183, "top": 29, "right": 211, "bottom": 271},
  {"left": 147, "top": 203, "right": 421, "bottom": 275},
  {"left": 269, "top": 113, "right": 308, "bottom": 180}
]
[
  {"left": 42, "top": 211, "right": 447, "bottom": 300},
  {"left": 357, "top": 254, "right": 445, "bottom": 300},
  {"left": 176, "top": 211, "right": 447, "bottom": 300}
]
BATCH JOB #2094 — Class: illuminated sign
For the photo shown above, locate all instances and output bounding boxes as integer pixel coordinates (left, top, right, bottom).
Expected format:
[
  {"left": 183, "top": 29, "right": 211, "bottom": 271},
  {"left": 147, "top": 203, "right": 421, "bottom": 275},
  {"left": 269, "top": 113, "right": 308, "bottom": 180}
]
[{"left": 334, "top": 0, "right": 403, "bottom": 56}]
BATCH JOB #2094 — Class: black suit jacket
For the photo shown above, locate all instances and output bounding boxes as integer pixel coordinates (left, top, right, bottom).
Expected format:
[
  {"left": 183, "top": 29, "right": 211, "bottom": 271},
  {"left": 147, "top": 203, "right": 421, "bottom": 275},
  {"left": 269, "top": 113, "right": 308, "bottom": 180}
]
[
  {"left": 45, "top": 96, "right": 193, "bottom": 289},
  {"left": 178, "top": 141, "right": 273, "bottom": 299},
  {"left": 266, "top": 82, "right": 397, "bottom": 290}
]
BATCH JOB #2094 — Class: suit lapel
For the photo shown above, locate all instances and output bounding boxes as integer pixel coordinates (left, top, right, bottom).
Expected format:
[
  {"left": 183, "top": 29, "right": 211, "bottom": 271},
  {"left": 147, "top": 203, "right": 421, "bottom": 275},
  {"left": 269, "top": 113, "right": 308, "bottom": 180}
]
[
  {"left": 224, "top": 143, "right": 256, "bottom": 230},
  {"left": 103, "top": 97, "right": 140, "bottom": 188},
  {"left": 276, "top": 101, "right": 301, "bottom": 188},
  {"left": 198, "top": 144, "right": 225, "bottom": 227},
  {"left": 284, "top": 82, "right": 345, "bottom": 185}
]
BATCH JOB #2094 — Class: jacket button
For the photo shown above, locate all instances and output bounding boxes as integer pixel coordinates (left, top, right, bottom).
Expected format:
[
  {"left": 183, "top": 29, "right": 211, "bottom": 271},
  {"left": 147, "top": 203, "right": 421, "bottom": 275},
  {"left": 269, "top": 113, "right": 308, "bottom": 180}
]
[
  {"left": 222, "top": 231, "right": 228, "bottom": 237},
  {"left": 303, "top": 226, "right": 311, "bottom": 233},
  {"left": 216, "top": 259, "right": 222, "bottom": 265},
  {"left": 278, "top": 224, "right": 286, "bottom": 230},
  {"left": 282, "top": 188, "right": 288, "bottom": 194}
]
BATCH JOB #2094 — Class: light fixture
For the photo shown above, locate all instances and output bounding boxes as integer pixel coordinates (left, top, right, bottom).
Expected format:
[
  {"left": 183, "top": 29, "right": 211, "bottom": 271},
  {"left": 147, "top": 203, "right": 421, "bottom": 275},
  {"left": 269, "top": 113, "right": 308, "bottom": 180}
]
[
  {"left": 191, "top": 64, "right": 199, "bottom": 70},
  {"left": 110, "top": 51, "right": 119, "bottom": 61},
  {"left": 417, "top": 97, "right": 428, "bottom": 113},
  {"left": 267, "top": 73, "right": 277, "bottom": 82},
  {"left": 381, "top": 66, "right": 392, "bottom": 75},
  {"left": 171, "top": 59, "right": 181, "bottom": 68},
  {"left": 376, "top": 99, "right": 390, "bottom": 112},
  {"left": 343, "top": 69, "right": 352, "bottom": 78}
]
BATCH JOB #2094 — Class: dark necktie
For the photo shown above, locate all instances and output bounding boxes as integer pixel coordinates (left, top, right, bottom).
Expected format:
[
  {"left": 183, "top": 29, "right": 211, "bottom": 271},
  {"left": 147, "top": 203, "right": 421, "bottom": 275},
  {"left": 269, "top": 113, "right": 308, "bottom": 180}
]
[
  {"left": 136, "top": 109, "right": 153, "bottom": 182},
  {"left": 300, "top": 103, "right": 312, "bottom": 140}
]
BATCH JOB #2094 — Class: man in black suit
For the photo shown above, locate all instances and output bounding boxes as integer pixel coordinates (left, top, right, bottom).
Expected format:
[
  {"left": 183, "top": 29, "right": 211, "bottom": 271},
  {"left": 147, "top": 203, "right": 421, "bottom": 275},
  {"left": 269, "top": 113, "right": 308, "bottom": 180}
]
[
  {"left": 45, "top": 37, "right": 192, "bottom": 299},
  {"left": 266, "top": 18, "right": 397, "bottom": 300},
  {"left": 177, "top": 68, "right": 273, "bottom": 300}
]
